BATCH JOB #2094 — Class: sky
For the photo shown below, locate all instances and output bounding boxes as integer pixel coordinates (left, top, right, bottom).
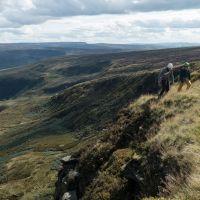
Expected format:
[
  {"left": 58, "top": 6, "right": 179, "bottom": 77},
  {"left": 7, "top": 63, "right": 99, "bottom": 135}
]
[{"left": 0, "top": 0, "right": 200, "bottom": 44}]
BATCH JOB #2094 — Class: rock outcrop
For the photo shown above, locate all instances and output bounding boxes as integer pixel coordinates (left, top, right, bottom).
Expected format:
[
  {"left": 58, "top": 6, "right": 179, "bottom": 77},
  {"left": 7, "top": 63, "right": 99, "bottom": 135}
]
[{"left": 55, "top": 156, "right": 79, "bottom": 200}]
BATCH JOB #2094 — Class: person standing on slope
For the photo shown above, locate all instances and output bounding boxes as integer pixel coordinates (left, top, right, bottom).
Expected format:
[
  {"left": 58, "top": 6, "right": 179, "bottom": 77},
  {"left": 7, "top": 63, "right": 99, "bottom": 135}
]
[
  {"left": 158, "top": 63, "right": 174, "bottom": 98},
  {"left": 177, "top": 62, "right": 192, "bottom": 92}
]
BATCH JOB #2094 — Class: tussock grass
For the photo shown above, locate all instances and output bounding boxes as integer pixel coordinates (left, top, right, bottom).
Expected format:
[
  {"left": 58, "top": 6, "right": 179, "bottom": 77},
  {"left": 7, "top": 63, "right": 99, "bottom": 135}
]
[
  {"left": 145, "top": 80, "right": 200, "bottom": 199},
  {"left": 0, "top": 152, "right": 60, "bottom": 200}
]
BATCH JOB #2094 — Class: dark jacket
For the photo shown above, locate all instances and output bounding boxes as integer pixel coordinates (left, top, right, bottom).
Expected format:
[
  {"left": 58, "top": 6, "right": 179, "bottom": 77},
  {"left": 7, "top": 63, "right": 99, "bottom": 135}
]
[
  {"left": 158, "top": 67, "right": 174, "bottom": 85},
  {"left": 179, "top": 68, "right": 191, "bottom": 82}
]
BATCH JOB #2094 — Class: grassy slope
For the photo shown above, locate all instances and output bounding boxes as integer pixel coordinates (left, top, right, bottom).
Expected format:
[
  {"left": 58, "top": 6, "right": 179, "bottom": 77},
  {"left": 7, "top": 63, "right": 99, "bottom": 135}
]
[
  {"left": 149, "top": 84, "right": 200, "bottom": 199},
  {"left": 0, "top": 48, "right": 200, "bottom": 199},
  {"left": 75, "top": 70, "right": 200, "bottom": 200}
]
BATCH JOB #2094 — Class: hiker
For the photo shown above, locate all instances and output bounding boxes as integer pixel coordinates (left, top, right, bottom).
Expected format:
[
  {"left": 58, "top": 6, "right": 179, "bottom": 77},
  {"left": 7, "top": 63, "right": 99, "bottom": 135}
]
[
  {"left": 158, "top": 63, "right": 174, "bottom": 97},
  {"left": 177, "top": 62, "right": 191, "bottom": 92}
]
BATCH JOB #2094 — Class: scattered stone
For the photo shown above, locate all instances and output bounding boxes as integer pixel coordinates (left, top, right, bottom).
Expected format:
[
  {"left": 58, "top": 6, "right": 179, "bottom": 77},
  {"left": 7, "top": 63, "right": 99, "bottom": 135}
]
[
  {"left": 61, "top": 156, "right": 79, "bottom": 165},
  {"left": 62, "top": 192, "right": 71, "bottom": 200},
  {"left": 61, "top": 156, "right": 71, "bottom": 163},
  {"left": 62, "top": 191, "right": 77, "bottom": 200},
  {"left": 121, "top": 160, "right": 144, "bottom": 183},
  {"left": 55, "top": 155, "right": 79, "bottom": 200},
  {"left": 51, "top": 160, "right": 62, "bottom": 171},
  {"left": 68, "top": 170, "right": 79, "bottom": 181}
]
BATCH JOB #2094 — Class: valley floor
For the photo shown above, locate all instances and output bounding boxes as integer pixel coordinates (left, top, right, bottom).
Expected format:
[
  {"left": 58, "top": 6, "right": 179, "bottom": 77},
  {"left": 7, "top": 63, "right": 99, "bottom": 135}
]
[{"left": 0, "top": 95, "right": 78, "bottom": 199}]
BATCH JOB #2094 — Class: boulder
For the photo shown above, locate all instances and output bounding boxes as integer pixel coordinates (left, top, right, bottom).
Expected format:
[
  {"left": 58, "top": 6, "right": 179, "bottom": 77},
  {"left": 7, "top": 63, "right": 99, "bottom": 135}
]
[
  {"left": 121, "top": 160, "right": 144, "bottom": 183},
  {"left": 61, "top": 156, "right": 79, "bottom": 165},
  {"left": 62, "top": 191, "right": 78, "bottom": 200}
]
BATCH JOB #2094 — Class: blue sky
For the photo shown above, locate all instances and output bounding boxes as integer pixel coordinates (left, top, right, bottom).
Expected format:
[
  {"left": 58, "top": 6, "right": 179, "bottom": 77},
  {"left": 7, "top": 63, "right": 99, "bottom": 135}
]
[{"left": 0, "top": 0, "right": 200, "bottom": 43}]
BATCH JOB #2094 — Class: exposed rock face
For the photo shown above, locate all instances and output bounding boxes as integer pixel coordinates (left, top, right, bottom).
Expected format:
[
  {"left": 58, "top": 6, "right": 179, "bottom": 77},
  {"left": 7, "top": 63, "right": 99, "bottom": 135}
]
[
  {"left": 121, "top": 160, "right": 144, "bottom": 183},
  {"left": 55, "top": 156, "right": 79, "bottom": 200}
]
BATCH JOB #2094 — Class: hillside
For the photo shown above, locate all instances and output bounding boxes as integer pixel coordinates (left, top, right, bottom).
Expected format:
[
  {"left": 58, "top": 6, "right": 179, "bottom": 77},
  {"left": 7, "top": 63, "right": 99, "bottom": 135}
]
[
  {"left": 0, "top": 42, "right": 119, "bottom": 70},
  {"left": 0, "top": 47, "right": 200, "bottom": 199},
  {"left": 69, "top": 83, "right": 200, "bottom": 200},
  {"left": 1, "top": 47, "right": 200, "bottom": 100},
  {"left": 1, "top": 47, "right": 200, "bottom": 150},
  {"left": 0, "top": 42, "right": 199, "bottom": 70}
]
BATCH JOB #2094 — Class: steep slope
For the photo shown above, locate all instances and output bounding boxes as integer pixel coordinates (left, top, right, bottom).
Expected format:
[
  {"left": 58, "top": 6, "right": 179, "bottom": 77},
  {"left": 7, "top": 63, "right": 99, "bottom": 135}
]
[
  {"left": 56, "top": 66, "right": 200, "bottom": 200},
  {"left": 39, "top": 47, "right": 200, "bottom": 135}
]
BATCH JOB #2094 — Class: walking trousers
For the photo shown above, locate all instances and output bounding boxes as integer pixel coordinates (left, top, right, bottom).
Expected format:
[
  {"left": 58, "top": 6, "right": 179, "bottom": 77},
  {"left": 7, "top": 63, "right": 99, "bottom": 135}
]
[{"left": 178, "top": 79, "right": 192, "bottom": 92}]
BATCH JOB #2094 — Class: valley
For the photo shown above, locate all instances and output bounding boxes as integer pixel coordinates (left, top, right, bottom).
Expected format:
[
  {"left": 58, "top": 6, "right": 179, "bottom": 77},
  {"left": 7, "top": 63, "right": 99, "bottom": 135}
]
[{"left": 0, "top": 47, "right": 200, "bottom": 199}]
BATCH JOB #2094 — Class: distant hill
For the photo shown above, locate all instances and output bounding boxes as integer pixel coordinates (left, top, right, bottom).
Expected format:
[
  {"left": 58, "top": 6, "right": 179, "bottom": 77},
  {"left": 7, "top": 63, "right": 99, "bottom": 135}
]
[
  {"left": 0, "top": 42, "right": 199, "bottom": 70},
  {"left": 0, "top": 42, "right": 119, "bottom": 70}
]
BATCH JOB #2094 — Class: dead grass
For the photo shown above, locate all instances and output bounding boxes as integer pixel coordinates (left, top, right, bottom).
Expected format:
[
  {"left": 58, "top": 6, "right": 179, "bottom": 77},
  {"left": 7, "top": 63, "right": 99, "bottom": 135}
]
[{"left": 145, "top": 80, "right": 200, "bottom": 199}]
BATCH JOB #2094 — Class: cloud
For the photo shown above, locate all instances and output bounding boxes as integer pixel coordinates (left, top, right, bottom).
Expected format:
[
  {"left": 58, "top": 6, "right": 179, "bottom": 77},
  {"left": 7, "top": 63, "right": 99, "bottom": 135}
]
[
  {"left": 0, "top": 0, "right": 200, "bottom": 43},
  {"left": 2, "top": 10, "right": 200, "bottom": 44},
  {"left": 135, "top": 19, "right": 200, "bottom": 29},
  {"left": 131, "top": 0, "right": 200, "bottom": 12},
  {"left": 1, "top": 0, "right": 200, "bottom": 28},
  {"left": 29, "top": 0, "right": 200, "bottom": 16}
]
